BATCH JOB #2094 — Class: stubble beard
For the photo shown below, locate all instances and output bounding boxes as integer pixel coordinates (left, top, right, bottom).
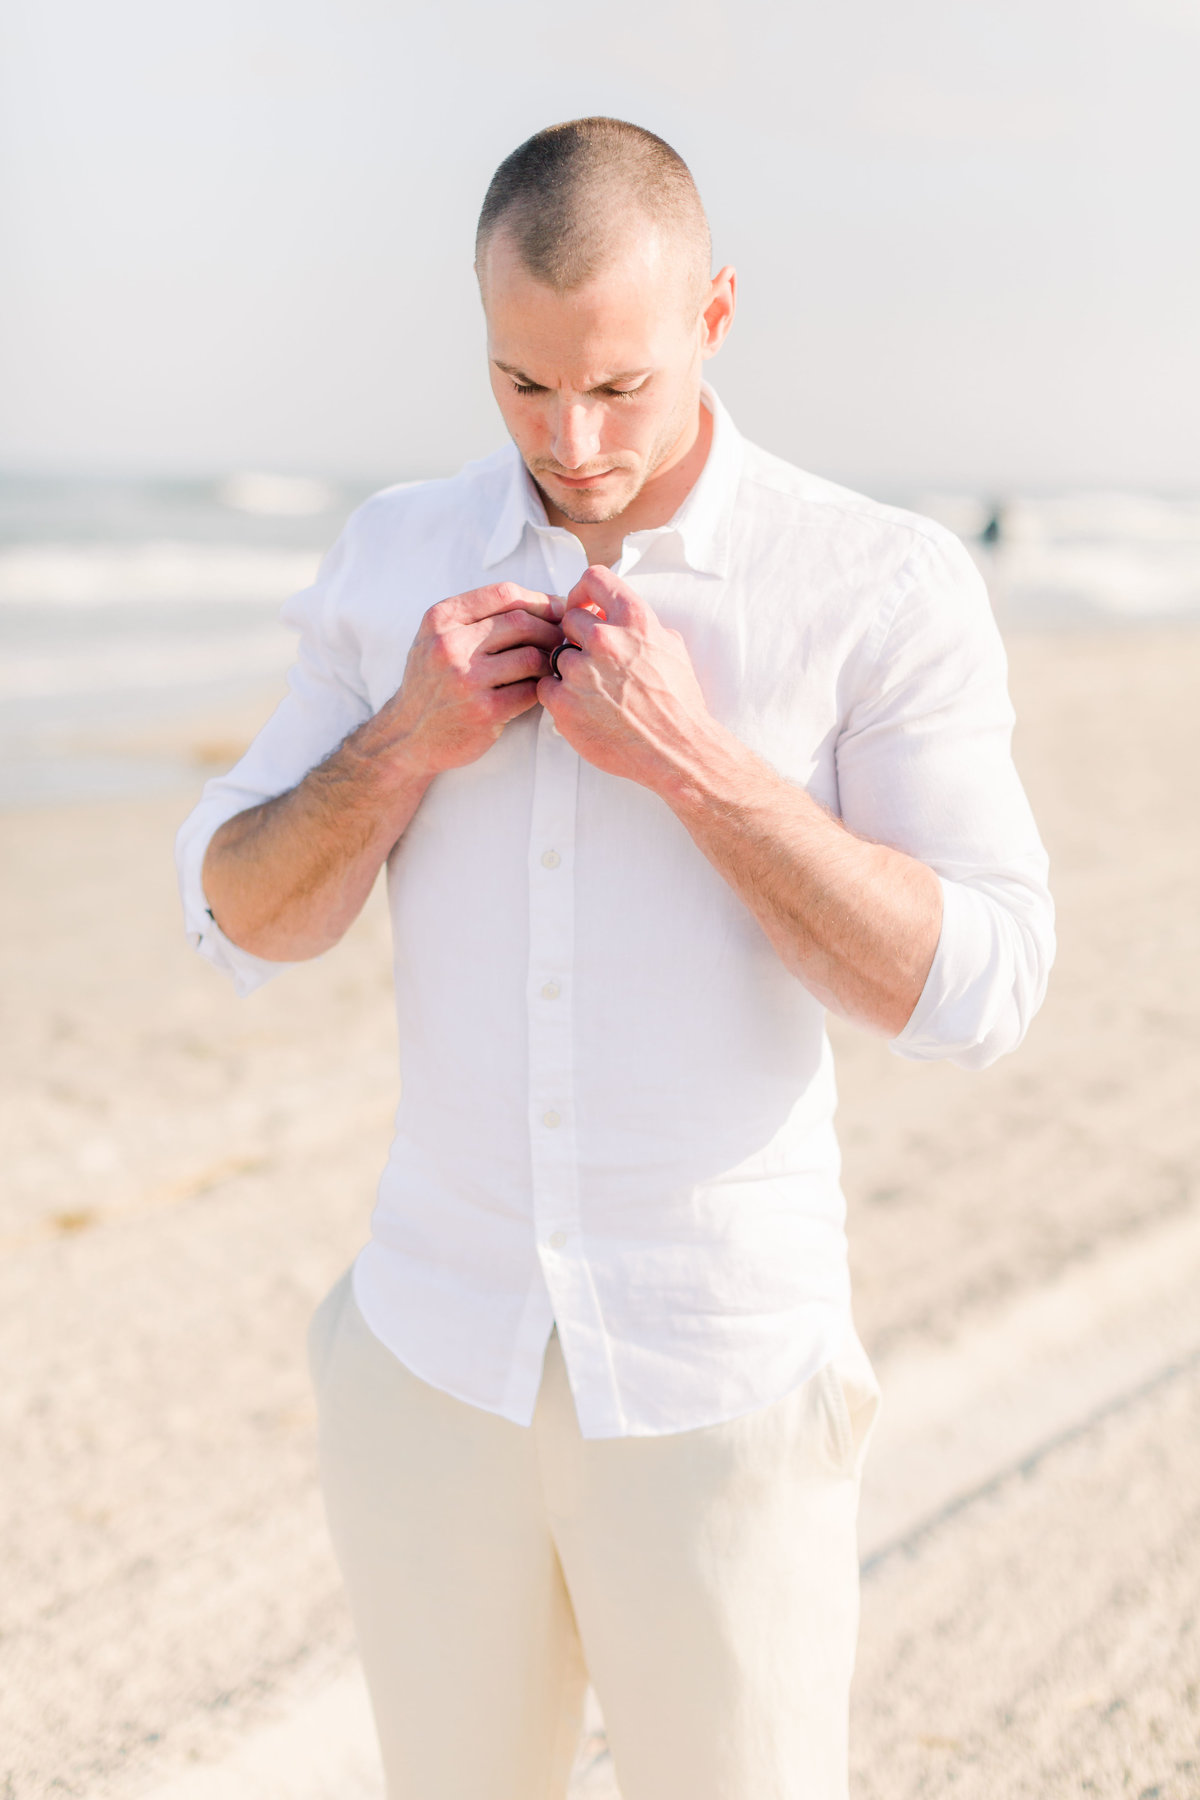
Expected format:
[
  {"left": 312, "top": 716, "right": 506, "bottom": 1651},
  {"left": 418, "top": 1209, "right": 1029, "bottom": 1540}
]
[{"left": 538, "top": 471, "right": 642, "bottom": 527}]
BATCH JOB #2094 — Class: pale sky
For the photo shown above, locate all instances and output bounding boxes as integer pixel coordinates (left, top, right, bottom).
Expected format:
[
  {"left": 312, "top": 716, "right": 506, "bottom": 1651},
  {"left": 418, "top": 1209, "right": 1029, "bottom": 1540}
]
[{"left": 2, "top": 0, "right": 1198, "bottom": 491}]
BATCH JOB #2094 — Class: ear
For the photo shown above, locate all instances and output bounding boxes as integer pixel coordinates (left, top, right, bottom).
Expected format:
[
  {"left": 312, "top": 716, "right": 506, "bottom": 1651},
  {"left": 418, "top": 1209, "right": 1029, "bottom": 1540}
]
[{"left": 700, "top": 266, "right": 736, "bottom": 359}]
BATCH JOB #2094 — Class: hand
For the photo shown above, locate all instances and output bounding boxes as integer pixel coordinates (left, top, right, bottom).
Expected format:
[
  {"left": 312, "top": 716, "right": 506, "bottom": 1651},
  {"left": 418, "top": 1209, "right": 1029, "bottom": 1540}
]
[
  {"left": 537, "top": 565, "right": 718, "bottom": 789},
  {"left": 371, "top": 583, "right": 564, "bottom": 776}
]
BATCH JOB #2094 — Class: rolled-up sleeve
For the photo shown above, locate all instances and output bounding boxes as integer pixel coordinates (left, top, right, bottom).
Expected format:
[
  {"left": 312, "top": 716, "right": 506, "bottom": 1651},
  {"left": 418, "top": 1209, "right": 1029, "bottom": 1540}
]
[
  {"left": 174, "top": 520, "right": 374, "bottom": 997},
  {"left": 835, "top": 529, "right": 1054, "bottom": 1070}
]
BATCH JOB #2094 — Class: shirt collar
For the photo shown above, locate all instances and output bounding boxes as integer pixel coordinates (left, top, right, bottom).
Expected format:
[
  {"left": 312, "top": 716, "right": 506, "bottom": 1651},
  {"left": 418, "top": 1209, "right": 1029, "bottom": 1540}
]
[{"left": 481, "top": 382, "right": 742, "bottom": 578}]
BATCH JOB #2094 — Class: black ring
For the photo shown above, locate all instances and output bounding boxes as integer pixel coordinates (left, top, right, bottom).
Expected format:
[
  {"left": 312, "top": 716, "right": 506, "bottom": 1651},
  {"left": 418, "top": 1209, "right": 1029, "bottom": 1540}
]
[{"left": 549, "top": 641, "right": 582, "bottom": 680}]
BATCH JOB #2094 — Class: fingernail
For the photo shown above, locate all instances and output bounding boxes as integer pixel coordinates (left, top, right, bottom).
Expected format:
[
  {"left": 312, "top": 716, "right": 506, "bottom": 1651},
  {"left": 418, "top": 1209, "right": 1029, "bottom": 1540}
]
[
  {"left": 580, "top": 602, "right": 607, "bottom": 620},
  {"left": 548, "top": 596, "right": 566, "bottom": 619}
]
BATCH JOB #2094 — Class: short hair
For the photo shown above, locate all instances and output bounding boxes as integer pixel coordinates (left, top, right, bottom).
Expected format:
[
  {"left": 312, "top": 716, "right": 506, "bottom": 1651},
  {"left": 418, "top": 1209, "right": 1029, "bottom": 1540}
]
[{"left": 476, "top": 117, "right": 711, "bottom": 300}]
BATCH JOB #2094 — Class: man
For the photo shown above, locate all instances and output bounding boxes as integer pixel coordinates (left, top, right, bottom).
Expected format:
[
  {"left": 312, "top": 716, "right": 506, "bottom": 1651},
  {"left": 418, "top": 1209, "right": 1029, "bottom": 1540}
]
[{"left": 177, "top": 118, "right": 1053, "bottom": 1799}]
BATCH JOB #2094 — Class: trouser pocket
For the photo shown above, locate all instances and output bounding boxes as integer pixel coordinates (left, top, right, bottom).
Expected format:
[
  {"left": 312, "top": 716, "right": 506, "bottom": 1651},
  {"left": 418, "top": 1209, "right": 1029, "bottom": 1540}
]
[{"left": 819, "top": 1329, "right": 882, "bottom": 1478}]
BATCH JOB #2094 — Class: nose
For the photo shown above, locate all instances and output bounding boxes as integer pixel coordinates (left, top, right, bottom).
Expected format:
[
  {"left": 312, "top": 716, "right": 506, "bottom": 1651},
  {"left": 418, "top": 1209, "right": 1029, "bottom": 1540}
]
[{"left": 551, "top": 400, "right": 601, "bottom": 471}]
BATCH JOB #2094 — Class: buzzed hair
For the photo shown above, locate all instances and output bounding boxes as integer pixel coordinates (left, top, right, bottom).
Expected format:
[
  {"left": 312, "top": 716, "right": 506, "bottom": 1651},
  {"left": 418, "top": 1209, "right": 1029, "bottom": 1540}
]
[{"left": 476, "top": 117, "right": 711, "bottom": 303}]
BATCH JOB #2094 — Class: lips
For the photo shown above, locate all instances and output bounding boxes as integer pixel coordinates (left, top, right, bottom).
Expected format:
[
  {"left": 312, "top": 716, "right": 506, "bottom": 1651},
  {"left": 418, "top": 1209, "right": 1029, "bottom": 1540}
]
[{"left": 549, "top": 470, "right": 615, "bottom": 488}]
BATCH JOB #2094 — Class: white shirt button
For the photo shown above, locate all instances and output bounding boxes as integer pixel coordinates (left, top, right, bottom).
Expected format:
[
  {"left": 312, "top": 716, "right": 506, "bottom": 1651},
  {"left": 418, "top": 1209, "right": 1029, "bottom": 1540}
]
[
  {"left": 549, "top": 1231, "right": 567, "bottom": 1250},
  {"left": 540, "top": 849, "right": 561, "bottom": 869},
  {"left": 541, "top": 978, "right": 561, "bottom": 1000},
  {"left": 542, "top": 1110, "right": 561, "bottom": 1129}
]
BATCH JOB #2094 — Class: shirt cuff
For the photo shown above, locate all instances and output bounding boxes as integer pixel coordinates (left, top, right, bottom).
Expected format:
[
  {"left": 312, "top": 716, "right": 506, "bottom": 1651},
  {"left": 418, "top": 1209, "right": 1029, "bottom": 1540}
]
[
  {"left": 187, "top": 899, "right": 297, "bottom": 998},
  {"left": 889, "top": 874, "right": 1030, "bottom": 1071},
  {"left": 176, "top": 810, "right": 297, "bottom": 998}
]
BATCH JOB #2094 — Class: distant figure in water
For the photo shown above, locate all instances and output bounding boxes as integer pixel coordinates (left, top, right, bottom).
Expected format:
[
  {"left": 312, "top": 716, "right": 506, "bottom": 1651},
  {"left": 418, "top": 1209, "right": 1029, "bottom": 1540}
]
[{"left": 981, "top": 505, "right": 1004, "bottom": 546}]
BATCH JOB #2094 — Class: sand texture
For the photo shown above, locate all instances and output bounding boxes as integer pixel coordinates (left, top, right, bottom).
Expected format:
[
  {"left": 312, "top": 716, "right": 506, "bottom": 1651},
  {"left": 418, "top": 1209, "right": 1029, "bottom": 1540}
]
[
  {"left": 853, "top": 1359, "right": 1200, "bottom": 1799},
  {"left": 1, "top": 626, "right": 1198, "bottom": 1796}
]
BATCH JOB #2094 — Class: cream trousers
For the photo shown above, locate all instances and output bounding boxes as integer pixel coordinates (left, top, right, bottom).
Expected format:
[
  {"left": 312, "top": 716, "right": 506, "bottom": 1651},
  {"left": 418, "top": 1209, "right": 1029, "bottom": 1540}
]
[{"left": 309, "top": 1267, "right": 880, "bottom": 1800}]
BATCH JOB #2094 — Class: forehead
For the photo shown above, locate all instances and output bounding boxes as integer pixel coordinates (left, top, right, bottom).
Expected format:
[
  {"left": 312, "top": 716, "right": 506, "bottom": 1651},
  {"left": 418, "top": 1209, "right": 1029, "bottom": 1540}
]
[{"left": 481, "top": 228, "right": 695, "bottom": 382}]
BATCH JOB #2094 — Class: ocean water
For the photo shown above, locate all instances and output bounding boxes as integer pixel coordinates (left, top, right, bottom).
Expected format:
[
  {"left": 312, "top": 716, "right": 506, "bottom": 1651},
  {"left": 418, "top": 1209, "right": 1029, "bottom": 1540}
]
[
  {"left": 2, "top": 473, "right": 1199, "bottom": 807},
  {"left": 919, "top": 492, "right": 1200, "bottom": 626},
  {"left": 0, "top": 473, "right": 374, "bottom": 807}
]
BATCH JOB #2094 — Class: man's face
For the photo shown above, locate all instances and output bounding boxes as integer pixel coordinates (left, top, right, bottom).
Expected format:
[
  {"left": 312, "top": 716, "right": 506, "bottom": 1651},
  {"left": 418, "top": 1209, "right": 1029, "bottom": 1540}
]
[{"left": 481, "top": 227, "right": 712, "bottom": 526}]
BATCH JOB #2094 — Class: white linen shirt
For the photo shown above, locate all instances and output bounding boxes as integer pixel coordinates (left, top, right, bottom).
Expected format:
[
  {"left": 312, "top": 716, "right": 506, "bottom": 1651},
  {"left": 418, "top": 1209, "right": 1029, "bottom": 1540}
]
[{"left": 176, "top": 388, "right": 1053, "bottom": 1438}]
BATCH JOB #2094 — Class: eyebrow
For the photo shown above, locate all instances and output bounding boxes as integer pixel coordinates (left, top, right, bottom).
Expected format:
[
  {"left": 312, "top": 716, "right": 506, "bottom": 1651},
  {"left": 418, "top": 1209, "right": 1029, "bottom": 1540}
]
[{"left": 492, "top": 361, "right": 651, "bottom": 387}]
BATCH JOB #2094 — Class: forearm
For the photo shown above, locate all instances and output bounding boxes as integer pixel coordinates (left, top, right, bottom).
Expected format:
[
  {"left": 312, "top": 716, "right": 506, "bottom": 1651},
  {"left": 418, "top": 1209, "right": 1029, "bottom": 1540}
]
[
  {"left": 198, "top": 581, "right": 560, "bottom": 964},
  {"left": 202, "top": 720, "right": 434, "bottom": 961},
  {"left": 655, "top": 724, "right": 942, "bottom": 1035}
]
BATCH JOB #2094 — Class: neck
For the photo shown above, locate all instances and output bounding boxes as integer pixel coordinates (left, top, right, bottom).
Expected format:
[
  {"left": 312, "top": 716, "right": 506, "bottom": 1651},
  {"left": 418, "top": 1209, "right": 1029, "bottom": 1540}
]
[{"left": 538, "top": 395, "right": 712, "bottom": 568}]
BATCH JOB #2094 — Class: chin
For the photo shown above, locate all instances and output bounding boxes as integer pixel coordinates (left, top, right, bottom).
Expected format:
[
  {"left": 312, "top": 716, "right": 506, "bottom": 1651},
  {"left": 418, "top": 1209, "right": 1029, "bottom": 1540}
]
[
  {"left": 555, "top": 503, "right": 623, "bottom": 526},
  {"left": 550, "top": 482, "right": 641, "bottom": 526}
]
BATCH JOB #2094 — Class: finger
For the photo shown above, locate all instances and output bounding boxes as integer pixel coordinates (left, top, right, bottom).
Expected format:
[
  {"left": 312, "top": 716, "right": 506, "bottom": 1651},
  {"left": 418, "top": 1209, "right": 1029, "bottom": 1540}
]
[
  {"left": 481, "top": 643, "right": 553, "bottom": 687},
  {"left": 557, "top": 607, "right": 606, "bottom": 654},
  {"left": 536, "top": 672, "right": 563, "bottom": 711},
  {"left": 568, "top": 565, "right": 648, "bottom": 627},
  {"left": 562, "top": 597, "right": 608, "bottom": 638},
  {"left": 490, "top": 677, "right": 542, "bottom": 721},
  {"left": 429, "top": 582, "right": 559, "bottom": 630},
  {"left": 481, "top": 610, "right": 565, "bottom": 654}
]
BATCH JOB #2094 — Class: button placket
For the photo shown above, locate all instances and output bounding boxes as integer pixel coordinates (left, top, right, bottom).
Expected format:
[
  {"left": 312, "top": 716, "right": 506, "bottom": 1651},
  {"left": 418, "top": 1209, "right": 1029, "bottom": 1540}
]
[{"left": 527, "top": 705, "right": 582, "bottom": 1265}]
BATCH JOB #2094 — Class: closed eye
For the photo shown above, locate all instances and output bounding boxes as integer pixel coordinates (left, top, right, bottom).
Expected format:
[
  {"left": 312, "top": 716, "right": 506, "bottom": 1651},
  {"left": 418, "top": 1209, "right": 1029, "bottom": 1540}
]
[
  {"left": 496, "top": 364, "right": 651, "bottom": 399},
  {"left": 514, "top": 380, "right": 641, "bottom": 398}
]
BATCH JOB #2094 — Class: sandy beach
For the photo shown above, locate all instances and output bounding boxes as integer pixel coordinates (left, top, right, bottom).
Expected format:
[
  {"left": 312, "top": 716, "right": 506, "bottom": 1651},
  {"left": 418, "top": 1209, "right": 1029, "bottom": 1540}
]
[{"left": 3, "top": 624, "right": 1199, "bottom": 1797}]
